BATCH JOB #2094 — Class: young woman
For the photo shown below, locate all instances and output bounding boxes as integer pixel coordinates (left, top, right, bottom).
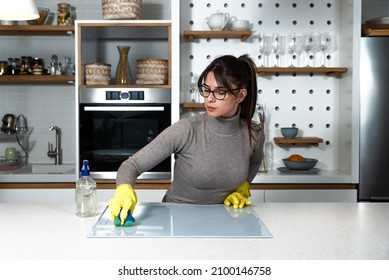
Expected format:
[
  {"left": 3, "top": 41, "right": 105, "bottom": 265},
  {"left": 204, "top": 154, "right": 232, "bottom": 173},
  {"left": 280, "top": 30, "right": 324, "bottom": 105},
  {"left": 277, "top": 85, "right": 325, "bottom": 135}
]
[{"left": 110, "top": 54, "right": 265, "bottom": 225}]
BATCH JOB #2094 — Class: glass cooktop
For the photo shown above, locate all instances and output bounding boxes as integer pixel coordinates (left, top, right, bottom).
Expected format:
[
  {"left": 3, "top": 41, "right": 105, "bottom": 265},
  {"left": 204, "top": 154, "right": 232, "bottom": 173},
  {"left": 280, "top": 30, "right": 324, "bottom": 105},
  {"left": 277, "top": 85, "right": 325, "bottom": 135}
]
[{"left": 88, "top": 203, "right": 272, "bottom": 238}]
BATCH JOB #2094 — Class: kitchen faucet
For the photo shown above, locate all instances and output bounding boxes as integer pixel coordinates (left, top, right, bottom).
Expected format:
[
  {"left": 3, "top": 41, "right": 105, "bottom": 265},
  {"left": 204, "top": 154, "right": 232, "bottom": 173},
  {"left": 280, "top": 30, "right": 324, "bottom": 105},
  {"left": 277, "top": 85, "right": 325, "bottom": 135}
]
[{"left": 47, "top": 126, "right": 62, "bottom": 165}]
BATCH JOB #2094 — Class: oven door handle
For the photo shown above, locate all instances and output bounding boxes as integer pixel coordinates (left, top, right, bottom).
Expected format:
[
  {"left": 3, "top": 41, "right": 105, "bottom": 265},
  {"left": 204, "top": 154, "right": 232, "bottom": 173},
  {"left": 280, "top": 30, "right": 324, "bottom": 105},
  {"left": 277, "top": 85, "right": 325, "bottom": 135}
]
[{"left": 83, "top": 106, "right": 165, "bottom": 112}]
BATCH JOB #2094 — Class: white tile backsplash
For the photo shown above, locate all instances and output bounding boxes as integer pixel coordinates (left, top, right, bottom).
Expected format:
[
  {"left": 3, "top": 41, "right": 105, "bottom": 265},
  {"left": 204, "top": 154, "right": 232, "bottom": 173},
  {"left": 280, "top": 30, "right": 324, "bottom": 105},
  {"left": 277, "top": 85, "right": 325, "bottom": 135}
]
[{"left": 0, "top": 0, "right": 171, "bottom": 165}]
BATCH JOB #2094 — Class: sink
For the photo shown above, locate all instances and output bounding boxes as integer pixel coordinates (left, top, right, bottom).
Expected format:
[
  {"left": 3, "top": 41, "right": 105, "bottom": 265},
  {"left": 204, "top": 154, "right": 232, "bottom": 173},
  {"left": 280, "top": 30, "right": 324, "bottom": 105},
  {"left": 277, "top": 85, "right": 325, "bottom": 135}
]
[{"left": 14, "top": 164, "right": 76, "bottom": 174}]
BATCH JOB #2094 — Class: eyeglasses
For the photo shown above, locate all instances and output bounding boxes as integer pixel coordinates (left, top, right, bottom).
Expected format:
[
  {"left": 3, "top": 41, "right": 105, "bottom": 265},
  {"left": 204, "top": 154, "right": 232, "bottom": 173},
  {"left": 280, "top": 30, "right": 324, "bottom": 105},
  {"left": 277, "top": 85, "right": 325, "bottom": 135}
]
[{"left": 199, "top": 85, "right": 241, "bottom": 100}]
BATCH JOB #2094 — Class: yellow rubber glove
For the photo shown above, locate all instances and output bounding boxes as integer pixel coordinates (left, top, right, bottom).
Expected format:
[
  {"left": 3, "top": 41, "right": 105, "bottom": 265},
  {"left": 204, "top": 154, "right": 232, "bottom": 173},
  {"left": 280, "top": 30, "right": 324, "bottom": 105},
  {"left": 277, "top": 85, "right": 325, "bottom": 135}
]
[
  {"left": 224, "top": 181, "right": 251, "bottom": 209},
  {"left": 109, "top": 184, "right": 137, "bottom": 226}
]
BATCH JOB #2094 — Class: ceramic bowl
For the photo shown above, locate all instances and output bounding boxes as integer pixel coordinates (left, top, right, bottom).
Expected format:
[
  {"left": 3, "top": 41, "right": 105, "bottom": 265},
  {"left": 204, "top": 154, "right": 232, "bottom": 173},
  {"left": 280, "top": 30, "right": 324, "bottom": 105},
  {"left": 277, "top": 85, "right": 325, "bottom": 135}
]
[
  {"left": 281, "top": 127, "right": 298, "bottom": 138},
  {"left": 231, "top": 20, "right": 249, "bottom": 30},
  {"left": 282, "top": 158, "right": 318, "bottom": 170}
]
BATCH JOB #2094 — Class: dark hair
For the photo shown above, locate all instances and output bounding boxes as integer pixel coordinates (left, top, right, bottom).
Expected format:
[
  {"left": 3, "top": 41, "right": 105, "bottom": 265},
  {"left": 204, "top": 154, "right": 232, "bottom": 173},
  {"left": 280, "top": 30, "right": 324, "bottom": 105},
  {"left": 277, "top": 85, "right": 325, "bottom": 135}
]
[{"left": 197, "top": 54, "right": 259, "bottom": 143}]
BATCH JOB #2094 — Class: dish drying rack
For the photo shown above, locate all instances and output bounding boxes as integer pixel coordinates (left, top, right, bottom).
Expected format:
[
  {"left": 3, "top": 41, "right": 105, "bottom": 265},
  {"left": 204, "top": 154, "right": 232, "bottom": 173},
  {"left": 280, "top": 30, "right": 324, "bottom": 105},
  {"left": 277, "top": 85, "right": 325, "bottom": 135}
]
[{"left": 0, "top": 114, "right": 35, "bottom": 167}]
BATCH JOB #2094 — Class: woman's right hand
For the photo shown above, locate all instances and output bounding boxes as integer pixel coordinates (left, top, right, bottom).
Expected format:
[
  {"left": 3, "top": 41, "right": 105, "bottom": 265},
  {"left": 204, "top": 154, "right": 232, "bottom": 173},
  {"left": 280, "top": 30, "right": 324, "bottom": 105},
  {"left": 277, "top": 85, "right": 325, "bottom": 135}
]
[{"left": 109, "top": 184, "right": 137, "bottom": 225}]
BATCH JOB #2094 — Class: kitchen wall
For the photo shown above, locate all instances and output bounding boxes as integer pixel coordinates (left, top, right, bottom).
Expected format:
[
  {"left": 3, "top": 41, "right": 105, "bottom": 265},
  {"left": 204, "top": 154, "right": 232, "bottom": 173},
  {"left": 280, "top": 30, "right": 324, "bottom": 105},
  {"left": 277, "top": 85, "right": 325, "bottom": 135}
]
[{"left": 0, "top": 0, "right": 171, "bottom": 164}]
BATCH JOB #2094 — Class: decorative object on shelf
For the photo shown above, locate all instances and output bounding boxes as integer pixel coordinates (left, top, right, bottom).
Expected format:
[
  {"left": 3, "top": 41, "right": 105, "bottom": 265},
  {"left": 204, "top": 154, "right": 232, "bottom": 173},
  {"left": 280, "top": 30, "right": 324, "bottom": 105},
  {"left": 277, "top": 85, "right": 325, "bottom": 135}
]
[
  {"left": 5, "top": 147, "right": 17, "bottom": 163},
  {"left": 281, "top": 127, "right": 298, "bottom": 139},
  {"left": 27, "top": 7, "right": 50, "bottom": 25},
  {"left": 206, "top": 11, "right": 230, "bottom": 31},
  {"left": 57, "top": 2, "right": 71, "bottom": 25},
  {"left": 273, "top": 137, "right": 323, "bottom": 147},
  {"left": 1, "top": 114, "right": 17, "bottom": 134},
  {"left": 0, "top": 0, "right": 39, "bottom": 21},
  {"left": 115, "top": 46, "right": 132, "bottom": 85},
  {"left": 282, "top": 157, "right": 318, "bottom": 171},
  {"left": 85, "top": 62, "right": 111, "bottom": 85},
  {"left": 102, "top": 0, "right": 142, "bottom": 20},
  {"left": 136, "top": 58, "right": 168, "bottom": 85}
]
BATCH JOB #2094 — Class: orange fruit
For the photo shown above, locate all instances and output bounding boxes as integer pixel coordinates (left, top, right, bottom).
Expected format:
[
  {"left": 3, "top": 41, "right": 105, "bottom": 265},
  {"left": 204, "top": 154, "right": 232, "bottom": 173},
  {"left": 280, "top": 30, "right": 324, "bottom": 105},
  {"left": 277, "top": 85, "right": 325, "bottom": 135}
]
[{"left": 288, "top": 154, "right": 305, "bottom": 162}]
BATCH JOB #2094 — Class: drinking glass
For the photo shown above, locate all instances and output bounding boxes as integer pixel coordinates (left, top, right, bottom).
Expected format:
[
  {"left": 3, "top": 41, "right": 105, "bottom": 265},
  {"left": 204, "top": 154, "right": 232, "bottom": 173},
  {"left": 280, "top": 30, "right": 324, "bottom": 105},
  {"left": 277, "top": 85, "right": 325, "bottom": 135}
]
[
  {"left": 271, "top": 33, "right": 283, "bottom": 67},
  {"left": 287, "top": 33, "right": 298, "bottom": 67},
  {"left": 318, "top": 33, "right": 332, "bottom": 67},
  {"left": 258, "top": 33, "right": 270, "bottom": 66},
  {"left": 302, "top": 32, "right": 315, "bottom": 67}
]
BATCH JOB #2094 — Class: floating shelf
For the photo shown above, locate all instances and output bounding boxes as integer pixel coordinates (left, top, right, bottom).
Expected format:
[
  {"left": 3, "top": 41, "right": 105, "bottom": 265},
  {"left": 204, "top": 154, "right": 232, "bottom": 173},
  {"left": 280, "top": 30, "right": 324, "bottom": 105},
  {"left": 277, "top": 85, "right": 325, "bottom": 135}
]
[
  {"left": 0, "top": 25, "right": 74, "bottom": 36},
  {"left": 0, "top": 75, "right": 75, "bottom": 84},
  {"left": 183, "top": 30, "right": 252, "bottom": 42},
  {"left": 181, "top": 103, "right": 204, "bottom": 109},
  {"left": 274, "top": 137, "right": 324, "bottom": 147},
  {"left": 362, "top": 24, "right": 389, "bottom": 37},
  {"left": 256, "top": 67, "right": 347, "bottom": 77}
]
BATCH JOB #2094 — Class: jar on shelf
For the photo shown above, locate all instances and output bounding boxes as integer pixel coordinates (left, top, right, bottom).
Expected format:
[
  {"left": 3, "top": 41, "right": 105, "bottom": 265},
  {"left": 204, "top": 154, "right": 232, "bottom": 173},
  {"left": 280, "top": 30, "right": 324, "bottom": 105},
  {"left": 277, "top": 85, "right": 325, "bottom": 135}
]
[
  {"left": 32, "top": 58, "right": 44, "bottom": 75},
  {"left": 57, "top": 2, "right": 71, "bottom": 25},
  {"left": 0, "top": 61, "right": 8, "bottom": 75},
  {"left": 7, "top": 58, "right": 20, "bottom": 75},
  {"left": 20, "top": 56, "right": 32, "bottom": 75}
]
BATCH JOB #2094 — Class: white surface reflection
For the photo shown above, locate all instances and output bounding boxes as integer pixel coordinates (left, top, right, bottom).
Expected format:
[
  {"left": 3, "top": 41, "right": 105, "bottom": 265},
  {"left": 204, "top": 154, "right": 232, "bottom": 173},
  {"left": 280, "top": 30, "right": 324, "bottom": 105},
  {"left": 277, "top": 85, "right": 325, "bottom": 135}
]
[{"left": 88, "top": 203, "right": 272, "bottom": 238}]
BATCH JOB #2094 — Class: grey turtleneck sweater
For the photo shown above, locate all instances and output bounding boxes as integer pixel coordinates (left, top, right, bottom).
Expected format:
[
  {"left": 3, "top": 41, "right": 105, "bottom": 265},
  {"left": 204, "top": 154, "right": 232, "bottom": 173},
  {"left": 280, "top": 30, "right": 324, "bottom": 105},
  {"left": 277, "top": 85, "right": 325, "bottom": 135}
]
[{"left": 116, "top": 111, "right": 265, "bottom": 204}]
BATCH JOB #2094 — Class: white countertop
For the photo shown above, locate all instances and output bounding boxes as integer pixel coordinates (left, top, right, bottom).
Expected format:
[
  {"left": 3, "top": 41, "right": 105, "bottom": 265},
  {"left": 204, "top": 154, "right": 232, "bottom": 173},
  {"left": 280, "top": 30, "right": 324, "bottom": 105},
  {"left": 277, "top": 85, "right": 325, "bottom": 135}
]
[{"left": 0, "top": 202, "right": 388, "bottom": 260}]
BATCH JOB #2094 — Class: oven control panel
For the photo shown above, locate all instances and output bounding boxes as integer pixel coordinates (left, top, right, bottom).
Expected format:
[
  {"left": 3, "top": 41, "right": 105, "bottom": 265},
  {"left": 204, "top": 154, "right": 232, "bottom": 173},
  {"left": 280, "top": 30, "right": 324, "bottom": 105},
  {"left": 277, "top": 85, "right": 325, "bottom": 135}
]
[{"left": 106, "top": 91, "right": 145, "bottom": 100}]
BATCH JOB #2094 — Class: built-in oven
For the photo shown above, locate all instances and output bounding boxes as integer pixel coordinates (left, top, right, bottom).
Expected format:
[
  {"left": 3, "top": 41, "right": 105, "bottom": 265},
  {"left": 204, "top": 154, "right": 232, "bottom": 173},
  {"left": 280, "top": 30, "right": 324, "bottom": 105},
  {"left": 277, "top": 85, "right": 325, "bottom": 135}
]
[{"left": 78, "top": 88, "right": 171, "bottom": 180}]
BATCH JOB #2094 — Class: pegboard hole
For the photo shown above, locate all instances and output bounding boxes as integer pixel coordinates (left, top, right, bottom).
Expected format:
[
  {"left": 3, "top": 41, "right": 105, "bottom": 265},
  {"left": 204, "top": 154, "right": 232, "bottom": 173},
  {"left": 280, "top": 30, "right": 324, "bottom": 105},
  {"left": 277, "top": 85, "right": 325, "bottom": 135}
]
[
  {"left": 275, "top": 123, "right": 279, "bottom": 128},
  {"left": 326, "top": 124, "right": 331, "bottom": 128},
  {"left": 309, "top": 89, "right": 314, "bottom": 94},
  {"left": 309, "top": 106, "right": 314, "bottom": 111},
  {"left": 310, "top": 3, "right": 314, "bottom": 8},
  {"left": 189, "top": 3, "right": 194, "bottom": 8},
  {"left": 292, "top": 3, "right": 297, "bottom": 8},
  {"left": 292, "top": 106, "right": 297, "bottom": 111},
  {"left": 224, "top": 3, "right": 228, "bottom": 8},
  {"left": 309, "top": 20, "right": 315, "bottom": 25},
  {"left": 275, "top": 89, "right": 280, "bottom": 94},
  {"left": 275, "top": 3, "right": 280, "bottom": 8},
  {"left": 326, "top": 106, "right": 331, "bottom": 111},
  {"left": 326, "top": 89, "right": 331, "bottom": 94},
  {"left": 207, "top": 3, "right": 211, "bottom": 8},
  {"left": 325, "top": 141, "right": 330, "bottom": 145},
  {"left": 241, "top": 3, "right": 246, "bottom": 8},
  {"left": 189, "top": 55, "right": 194, "bottom": 60},
  {"left": 292, "top": 89, "right": 296, "bottom": 94},
  {"left": 258, "top": 3, "right": 263, "bottom": 8},
  {"left": 275, "top": 106, "right": 279, "bottom": 111},
  {"left": 189, "top": 20, "right": 194, "bottom": 25},
  {"left": 309, "top": 124, "right": 314, "bottom": 128}
]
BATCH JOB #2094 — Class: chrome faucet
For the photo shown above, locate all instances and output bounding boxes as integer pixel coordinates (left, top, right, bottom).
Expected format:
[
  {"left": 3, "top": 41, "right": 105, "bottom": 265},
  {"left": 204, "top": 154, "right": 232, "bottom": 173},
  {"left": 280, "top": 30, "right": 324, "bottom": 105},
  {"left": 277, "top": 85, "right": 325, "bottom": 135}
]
[{"left": 47, "top": 126, "right": 62, "bottom": 165}]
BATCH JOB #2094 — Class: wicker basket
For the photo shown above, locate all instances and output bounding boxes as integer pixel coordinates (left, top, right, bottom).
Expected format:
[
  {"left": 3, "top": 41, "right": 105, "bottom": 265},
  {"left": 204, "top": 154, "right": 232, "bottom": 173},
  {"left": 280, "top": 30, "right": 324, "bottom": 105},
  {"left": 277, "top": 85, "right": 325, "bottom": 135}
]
[
  {"left": 102, "top": 0, "right": 142, "bottom": 20},
  {"left": 85, "top": 63, "right": 111, "bottom": 85},
  {"left": 136, "top": 59, "right": 168, "bottom": 85}
]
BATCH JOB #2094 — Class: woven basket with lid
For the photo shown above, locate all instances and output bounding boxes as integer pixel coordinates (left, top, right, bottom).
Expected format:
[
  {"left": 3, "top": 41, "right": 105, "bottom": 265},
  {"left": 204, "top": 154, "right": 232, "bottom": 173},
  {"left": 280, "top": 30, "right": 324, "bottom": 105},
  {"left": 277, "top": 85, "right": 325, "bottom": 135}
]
[
  {"left": 136, "top": 59, "right": 168, "bottom": 85},
  {"left": 102, "top": 0, "right": 142, "bottom": 20},
  {"left": 85, "top": 63, "right": 111, "bottom": 85}
]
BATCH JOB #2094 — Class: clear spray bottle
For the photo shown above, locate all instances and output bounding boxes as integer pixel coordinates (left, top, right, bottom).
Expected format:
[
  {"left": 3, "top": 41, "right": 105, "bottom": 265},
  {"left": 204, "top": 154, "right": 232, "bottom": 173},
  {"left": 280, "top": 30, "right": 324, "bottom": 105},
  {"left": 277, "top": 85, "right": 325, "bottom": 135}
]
[{"left": 76, "top": 159, "right": 96, "bottom": 217}]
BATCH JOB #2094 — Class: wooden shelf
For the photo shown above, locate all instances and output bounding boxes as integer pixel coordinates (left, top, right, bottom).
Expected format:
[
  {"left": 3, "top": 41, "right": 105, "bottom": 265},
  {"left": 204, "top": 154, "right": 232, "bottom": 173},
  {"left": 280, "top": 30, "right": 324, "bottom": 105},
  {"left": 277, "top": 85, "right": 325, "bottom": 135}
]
[
  {"left": 181, "top": 103, "right": 204, "bottom": 109},
  {"left": 0, "top": 25, "right": 74, "bottom": 36},
  {"left": 0, "top": 75, "right": 75, "bottom": 84},
  {"left": 183, "top": 30, "right": 252, "bottom": 42},
  {"left": 362, "top": 24, "right": 389, "bottom": 37},
  {"left": 274, "top": 137, "right": 323, "bottom": 147},
  {"left": 256, "top": 67, "right": 347, "bottom": 77}
]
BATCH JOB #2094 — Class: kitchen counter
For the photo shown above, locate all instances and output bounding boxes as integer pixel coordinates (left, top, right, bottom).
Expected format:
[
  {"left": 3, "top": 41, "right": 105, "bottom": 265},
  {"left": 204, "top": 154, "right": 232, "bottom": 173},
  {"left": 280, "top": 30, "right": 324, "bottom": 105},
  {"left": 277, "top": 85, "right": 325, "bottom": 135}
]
[{"left": 0, "top": 202, "right": 388, "bottom": 260}]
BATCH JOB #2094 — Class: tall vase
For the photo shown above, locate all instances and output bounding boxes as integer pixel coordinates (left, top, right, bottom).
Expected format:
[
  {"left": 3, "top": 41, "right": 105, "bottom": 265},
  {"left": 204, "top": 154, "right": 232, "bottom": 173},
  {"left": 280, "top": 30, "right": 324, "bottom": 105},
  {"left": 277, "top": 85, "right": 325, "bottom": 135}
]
[{"left": 115, "top": 46, "right": 132, "bottom": 85}]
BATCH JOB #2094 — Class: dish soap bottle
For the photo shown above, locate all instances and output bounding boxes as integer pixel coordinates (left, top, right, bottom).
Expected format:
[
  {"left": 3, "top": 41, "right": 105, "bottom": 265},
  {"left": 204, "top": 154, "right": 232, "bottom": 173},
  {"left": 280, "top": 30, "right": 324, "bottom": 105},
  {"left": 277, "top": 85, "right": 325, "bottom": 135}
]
[{"left": 76, "top": 160, "right": 96, "bottom": 217}]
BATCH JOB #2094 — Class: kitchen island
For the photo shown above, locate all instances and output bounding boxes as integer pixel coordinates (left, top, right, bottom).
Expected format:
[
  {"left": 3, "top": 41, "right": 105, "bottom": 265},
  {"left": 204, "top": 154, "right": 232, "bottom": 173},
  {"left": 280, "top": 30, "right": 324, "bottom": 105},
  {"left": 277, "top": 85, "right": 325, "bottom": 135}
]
[{"left": 0, "top": 202, "right": 388, "bottom": 260}]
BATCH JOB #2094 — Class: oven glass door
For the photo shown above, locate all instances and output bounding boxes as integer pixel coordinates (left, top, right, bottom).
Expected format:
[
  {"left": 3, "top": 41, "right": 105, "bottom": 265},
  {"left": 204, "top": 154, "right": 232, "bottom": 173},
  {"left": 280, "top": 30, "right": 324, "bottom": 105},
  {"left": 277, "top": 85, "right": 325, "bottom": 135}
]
[{"left": 79, "top": 104, "right": 171, "bottom": 178}]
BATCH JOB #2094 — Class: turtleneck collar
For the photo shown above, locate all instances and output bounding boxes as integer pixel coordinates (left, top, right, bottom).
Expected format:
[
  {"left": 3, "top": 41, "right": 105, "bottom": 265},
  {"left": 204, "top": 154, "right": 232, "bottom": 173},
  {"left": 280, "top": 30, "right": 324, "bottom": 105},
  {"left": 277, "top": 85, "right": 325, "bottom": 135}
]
[{"left": 205, "top": 107, "right": 242, "bottom": 134}]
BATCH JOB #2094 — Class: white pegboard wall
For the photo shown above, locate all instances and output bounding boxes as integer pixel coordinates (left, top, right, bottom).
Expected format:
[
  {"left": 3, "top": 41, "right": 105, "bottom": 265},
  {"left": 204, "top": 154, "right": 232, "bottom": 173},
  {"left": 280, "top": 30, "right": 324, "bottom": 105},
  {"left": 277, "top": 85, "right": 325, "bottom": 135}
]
[{"left": 180, "top": 0, "right": 350, "bottom": 171}]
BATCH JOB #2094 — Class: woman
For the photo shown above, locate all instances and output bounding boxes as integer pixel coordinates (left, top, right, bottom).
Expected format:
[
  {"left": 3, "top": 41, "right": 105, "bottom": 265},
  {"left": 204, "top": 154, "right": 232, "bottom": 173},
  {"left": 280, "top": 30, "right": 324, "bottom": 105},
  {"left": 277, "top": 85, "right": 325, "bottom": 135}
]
[{"left": 110, "top": 54, "right": 265, "bottom": 225}]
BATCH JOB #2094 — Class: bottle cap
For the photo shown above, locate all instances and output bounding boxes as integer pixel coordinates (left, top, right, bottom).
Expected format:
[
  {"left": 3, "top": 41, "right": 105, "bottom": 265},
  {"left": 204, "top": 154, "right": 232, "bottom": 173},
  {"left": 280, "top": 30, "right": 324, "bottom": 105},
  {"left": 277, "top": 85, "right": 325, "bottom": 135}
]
[{"left": 81, "top": 159, "right": 90, "bottom": 176}]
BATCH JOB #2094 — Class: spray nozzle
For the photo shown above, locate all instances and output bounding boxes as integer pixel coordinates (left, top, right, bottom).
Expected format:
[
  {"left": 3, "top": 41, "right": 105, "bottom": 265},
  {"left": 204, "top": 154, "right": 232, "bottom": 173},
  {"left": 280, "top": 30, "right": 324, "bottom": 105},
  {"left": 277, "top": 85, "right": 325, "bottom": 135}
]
[{"left": 81, "top": 159, "right": 90, "bottom": 176}]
